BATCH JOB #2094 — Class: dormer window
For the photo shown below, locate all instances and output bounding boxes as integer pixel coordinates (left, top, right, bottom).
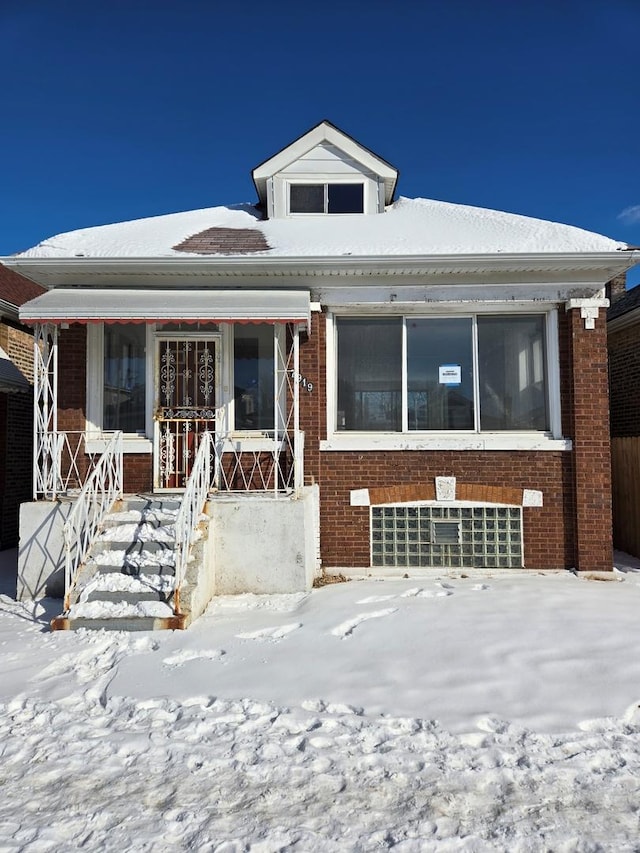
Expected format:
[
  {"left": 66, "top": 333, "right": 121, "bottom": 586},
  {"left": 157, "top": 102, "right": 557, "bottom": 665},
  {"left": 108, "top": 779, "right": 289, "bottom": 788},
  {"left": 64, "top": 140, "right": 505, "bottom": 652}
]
[
  {"left": 290, "top": 183, "right": 364, "bottom": 214},
  {"left": 252, "top": 121, "right": 398, "bottom": 219}
]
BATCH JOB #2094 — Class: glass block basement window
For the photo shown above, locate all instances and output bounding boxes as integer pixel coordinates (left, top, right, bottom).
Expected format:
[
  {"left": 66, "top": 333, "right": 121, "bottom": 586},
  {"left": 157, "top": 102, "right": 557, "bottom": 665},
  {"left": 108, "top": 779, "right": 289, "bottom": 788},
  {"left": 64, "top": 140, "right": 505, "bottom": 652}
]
[{"left": 370, "top": 505, "right": 523, "bottom": 569}]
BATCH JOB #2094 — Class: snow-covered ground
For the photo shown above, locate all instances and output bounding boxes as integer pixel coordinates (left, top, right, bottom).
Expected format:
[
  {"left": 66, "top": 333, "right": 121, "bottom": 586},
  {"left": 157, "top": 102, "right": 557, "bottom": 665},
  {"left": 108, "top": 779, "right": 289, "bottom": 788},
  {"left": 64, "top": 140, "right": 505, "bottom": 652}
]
[{"left": 1, "top": 552, "right": 640, "bottom": 851}]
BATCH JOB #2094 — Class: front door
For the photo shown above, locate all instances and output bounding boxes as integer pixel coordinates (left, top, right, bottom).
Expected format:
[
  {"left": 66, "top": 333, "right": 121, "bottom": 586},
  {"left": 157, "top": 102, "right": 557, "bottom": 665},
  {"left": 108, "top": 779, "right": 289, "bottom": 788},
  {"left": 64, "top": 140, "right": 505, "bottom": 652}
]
[{"left": 154, "top": 336, "right": 219, "bottom": 489}]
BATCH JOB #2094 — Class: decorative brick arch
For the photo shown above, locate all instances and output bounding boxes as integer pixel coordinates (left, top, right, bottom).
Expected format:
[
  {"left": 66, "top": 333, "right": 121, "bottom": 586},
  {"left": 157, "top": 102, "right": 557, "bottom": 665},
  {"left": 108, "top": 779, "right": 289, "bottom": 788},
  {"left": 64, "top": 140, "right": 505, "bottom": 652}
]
[{"left": 350, "top": 478, "right": 542, "bottom": 508}]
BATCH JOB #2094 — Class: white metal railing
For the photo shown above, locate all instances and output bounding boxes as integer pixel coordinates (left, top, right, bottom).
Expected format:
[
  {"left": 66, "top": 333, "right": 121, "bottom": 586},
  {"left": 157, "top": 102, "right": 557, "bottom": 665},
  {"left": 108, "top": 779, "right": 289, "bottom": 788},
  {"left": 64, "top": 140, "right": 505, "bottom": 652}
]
[
  {"left": 34, "top": 431, "right": 113, "bottom": 499},
  {"left": 174, "top": 430, "right": 212, "bottom": 612},
  {"left": 211, "top": 431, "right": 299, "bottom": 492},
  {"left": 62, "top": 431, "right": 123, "bottom": 609}
]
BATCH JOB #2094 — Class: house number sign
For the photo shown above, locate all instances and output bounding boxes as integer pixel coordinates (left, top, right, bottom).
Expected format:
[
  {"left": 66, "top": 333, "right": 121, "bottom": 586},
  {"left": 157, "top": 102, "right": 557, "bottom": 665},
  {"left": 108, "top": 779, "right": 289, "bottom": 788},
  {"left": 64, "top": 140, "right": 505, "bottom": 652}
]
[{"left": 290, "top": 371, "right": 313, "bottom": 393}]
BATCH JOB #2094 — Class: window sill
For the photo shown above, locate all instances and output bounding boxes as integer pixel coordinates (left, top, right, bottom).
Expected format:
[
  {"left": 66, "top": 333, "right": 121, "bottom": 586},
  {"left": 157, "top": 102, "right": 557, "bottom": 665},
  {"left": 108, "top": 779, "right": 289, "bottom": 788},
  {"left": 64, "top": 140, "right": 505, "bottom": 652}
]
[
  {"left": 85, "top": 437, "right": 152, "bottom": 454},
  {"left": 320, "top": 434, "right": 572, "bottom": 452}
]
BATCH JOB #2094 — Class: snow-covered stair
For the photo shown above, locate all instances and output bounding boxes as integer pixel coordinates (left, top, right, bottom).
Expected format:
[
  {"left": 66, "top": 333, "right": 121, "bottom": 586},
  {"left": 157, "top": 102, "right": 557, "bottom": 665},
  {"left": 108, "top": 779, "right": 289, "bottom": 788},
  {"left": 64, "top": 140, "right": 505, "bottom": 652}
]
[{"left": 51, "top": 497, "right": 188, "bottom": 631}]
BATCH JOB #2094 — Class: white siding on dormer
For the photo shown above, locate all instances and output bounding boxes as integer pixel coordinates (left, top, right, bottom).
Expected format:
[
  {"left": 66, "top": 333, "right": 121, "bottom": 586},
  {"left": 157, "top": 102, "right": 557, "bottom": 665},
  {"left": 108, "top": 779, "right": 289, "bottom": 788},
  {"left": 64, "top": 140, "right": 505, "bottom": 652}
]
[
  {"left": 270, "top": 143, "right": 382, "bottom": 218},
  {"left": 280, "top": 143, "right": 373, "bottom": 176}
]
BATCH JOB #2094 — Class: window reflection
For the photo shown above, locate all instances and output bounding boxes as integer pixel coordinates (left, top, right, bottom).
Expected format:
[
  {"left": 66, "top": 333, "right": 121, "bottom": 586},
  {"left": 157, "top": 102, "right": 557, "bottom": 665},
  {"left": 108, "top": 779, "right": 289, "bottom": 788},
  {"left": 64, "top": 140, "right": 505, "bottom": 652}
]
[
  {"left": 234, "top": 325, "right": 275, "bottom": 430},
  {"left": 103, "top": 324, "right": 146, "bottom": 432},
  {"left": 407, "top": 318, "right": 474, "bottom": 430},
  {"left": 337, "top": 318, "right": 402, "bottom": 430},
  {"left": 478, "top": 316, "right": 548, "bottom": 430}
]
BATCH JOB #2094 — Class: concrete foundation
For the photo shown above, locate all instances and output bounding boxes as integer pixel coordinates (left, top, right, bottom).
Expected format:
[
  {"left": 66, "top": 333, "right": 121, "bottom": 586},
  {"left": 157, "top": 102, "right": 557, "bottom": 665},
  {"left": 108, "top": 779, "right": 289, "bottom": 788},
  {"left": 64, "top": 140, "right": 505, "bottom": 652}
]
[
  {"left": 209, "top": 485, "right": 320, "bottom": 595},
  {"left": 17, "top": 499, "right": 73, "bottom": 600}
]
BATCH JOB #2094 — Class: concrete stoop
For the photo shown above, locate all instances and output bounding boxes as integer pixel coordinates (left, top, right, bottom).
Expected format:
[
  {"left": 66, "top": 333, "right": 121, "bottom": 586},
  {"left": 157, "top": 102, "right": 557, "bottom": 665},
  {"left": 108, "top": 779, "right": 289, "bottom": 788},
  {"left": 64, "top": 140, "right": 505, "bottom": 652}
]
[
  {"left": 51, "top": 496, "right": 198, "bottom": 632},
  {"left": 40, "top": 484, "right": 319, "bottom": 630}
]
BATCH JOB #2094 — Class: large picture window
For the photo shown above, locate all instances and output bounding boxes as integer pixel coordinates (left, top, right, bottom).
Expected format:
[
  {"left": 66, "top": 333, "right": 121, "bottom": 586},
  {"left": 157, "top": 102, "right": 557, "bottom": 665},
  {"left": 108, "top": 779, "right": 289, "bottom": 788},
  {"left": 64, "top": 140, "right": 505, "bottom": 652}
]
[{"left": 336, "top": 314, "right": 549, "bottom": 433}]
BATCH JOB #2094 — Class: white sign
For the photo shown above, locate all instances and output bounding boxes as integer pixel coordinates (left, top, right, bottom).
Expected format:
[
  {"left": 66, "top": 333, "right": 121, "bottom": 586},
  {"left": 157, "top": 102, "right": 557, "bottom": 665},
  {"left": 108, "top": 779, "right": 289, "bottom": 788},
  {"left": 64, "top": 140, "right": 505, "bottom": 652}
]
[{"left": 438, "top": 364, "right": 461, "bottom": 386}]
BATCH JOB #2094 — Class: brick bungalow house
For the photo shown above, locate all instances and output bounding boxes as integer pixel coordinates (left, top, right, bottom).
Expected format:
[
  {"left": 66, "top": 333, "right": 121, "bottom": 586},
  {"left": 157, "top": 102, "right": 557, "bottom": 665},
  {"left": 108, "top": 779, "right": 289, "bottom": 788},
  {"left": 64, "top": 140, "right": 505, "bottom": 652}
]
[
  {"left": 3, "top": 122, "right": 639, "bottom": 622},
  {"left": 607, "top": 277, "right": 640, "bottom": 557},
  {"left": 0, "top": 265, "right": 45, "bottom": 548}
]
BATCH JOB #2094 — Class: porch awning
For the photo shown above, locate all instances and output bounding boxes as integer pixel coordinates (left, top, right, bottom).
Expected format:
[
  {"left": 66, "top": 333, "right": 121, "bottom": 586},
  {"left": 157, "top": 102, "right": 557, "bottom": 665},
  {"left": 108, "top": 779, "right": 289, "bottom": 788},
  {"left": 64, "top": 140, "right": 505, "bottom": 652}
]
[{"left": 19, "top": 288, "right": 311, "bottom": 328}]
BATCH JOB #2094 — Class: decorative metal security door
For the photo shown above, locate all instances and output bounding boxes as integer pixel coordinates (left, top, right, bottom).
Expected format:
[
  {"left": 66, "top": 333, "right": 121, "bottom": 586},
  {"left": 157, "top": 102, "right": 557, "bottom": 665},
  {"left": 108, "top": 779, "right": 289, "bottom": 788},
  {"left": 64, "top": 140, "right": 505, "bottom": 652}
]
[{"left": 154, "top": 337, "right": 218, "bottom": 490}]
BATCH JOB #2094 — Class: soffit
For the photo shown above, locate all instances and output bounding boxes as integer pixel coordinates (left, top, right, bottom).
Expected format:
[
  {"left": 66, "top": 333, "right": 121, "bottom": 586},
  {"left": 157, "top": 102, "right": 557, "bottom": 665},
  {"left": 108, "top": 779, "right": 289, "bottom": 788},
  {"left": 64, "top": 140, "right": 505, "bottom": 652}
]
[{"left": 5, "top": 253, "right": 637, "bottom": 289}]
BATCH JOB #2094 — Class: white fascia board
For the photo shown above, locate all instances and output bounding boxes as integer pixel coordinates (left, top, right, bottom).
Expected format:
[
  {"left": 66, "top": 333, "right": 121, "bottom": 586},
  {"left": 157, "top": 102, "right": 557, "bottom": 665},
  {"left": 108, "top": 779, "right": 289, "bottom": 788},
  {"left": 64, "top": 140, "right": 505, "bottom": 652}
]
[
  {"left": 317, "top": 284, "right": 613, "bottom": 308},
  {"left": 2, "top": 251, "right": 637, "bottom": 289},
  {"left": 0, "top": 298, "right": 19, "bottom": 321}
]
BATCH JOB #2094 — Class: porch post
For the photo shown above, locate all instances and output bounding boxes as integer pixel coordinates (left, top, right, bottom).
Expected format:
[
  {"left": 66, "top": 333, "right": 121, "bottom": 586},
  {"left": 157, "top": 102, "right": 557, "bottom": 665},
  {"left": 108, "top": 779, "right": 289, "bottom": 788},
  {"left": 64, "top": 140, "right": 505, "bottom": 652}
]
[
  {"left": 565, "top": 301, "right": 613, "bottom": 571},
  {"left": 274, "top": 325, "right": 280, "bottom": 495},
  {"left": 293, "top": 325, "right": 302, "bottom": 491},
  {"left": 272, "top": 323, "right": 302, "bottom": 494},
  {"left": 33, "top": 323, "right": 59, "bottom": 499}
]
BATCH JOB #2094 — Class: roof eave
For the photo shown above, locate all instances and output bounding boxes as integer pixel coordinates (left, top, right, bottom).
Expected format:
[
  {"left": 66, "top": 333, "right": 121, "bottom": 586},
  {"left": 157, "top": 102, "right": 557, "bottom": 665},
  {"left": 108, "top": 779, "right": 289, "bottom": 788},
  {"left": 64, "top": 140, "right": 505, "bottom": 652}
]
[
  {"left": 0, "top": 298, "right": 20, "bottom": 321},
  {"left": 608, "top": 303, "right": 640, "bottom": 331},
  {"left": 2, "top": 250, "right": 638, "bottom": 288}
]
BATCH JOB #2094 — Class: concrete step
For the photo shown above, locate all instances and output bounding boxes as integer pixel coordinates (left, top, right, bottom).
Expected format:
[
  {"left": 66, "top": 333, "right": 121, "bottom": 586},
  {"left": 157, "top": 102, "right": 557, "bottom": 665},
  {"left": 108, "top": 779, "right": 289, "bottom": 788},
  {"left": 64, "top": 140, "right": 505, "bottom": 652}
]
[
  {"left": 92, "top": 539, "right": 176, "bottom": 556},
  {"left": 86, "top": 551, "right": 176, "bottom": 577},
  {"left": 53, "top": 493, "right": 189, "bottom": 632},
  {"left": 75, "top": 567, "right": 175, "bottom": 602},
  {"left": 121, "top": 497, "right": 181, "bottom": 513},
  {"left": 102, "top": 510, "right": 178, "bottom": 529},
  {"left": 51, "top": 613, "right": 186, "bottom": 631},
  {"left": 96, "top": 522, "right": 176, "bottom": 544},
  {"left": 81, "top": 588, "right": 171, "bottom": 604}
]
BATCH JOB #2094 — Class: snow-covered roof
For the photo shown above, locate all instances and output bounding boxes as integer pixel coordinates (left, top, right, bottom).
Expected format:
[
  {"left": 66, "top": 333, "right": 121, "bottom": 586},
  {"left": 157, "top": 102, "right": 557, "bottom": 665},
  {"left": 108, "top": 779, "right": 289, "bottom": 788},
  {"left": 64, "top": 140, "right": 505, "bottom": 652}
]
[{"left": 16, "top": 196, "right": 627, "bottom": 260}]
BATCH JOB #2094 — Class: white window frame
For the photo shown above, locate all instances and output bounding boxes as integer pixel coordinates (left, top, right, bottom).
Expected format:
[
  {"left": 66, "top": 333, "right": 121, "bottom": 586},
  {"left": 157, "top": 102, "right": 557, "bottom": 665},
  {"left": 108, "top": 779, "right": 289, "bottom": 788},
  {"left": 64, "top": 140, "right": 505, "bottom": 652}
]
[
  {"left": 287, "top": 180, "right": 366, "bottom": 215},
  {"left": 322, "top": 306, "right": 568, "bottom": 452},
  {"left": 282, "top": 176, "right": 378, "bottom": 216},
  {"left": 227, "top": 322, "right": 287, "bottom": 450},
  {"left": 86, "top": 323, "right": 154, "bottom": 453}
]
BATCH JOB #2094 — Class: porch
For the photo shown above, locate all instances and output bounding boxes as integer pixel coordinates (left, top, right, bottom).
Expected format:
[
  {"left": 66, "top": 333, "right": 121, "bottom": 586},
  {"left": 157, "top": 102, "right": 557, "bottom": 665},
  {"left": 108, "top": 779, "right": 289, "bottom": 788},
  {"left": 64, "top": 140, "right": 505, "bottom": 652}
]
[
  {"left": 17, "top": 414, "right": 320, "bottom": 622},
  {"left": 17, "top": 291, "right": 318, "bottom": 626}
]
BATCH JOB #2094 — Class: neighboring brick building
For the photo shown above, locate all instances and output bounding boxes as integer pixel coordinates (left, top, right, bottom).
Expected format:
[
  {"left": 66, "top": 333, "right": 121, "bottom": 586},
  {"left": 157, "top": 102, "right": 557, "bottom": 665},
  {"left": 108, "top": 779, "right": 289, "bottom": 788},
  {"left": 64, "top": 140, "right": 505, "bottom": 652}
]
[
  {"left": 607, "top": 276, "right": 640, "bottom": 556},
  {"left": 6, "top": 121, "right": 640, "bottom": 575},
  {"left": 0, "top": 265, "right": 45, "bottom": 548},
  {"left": 608, "top": 277, "right": 640, "bottom": 436}
]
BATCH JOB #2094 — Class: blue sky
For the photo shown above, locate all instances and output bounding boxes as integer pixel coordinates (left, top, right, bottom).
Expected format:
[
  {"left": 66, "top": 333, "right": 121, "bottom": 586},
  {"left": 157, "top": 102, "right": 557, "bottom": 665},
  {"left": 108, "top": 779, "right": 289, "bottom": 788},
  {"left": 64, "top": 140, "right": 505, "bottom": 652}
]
[{"left": 2, "top": 0, "right": 639, "bottom": 282}]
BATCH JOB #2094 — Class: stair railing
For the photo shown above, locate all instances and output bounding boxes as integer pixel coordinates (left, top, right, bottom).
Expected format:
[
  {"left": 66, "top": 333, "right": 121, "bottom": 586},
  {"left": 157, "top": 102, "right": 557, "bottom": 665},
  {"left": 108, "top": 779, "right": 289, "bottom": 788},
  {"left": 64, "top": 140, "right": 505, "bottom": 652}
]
[
  {"left": 174, "top": 430, "right": 212, "bottom": 613},
  {"left": 62, "top": 431, "right": 123, "bottom": 609}
]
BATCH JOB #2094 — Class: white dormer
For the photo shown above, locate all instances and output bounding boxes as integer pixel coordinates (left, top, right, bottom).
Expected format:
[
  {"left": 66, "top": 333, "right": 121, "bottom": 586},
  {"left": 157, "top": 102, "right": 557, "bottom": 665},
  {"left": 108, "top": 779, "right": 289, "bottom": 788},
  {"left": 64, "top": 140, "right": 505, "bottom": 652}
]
[{"left": 252, "top": 120, "right": 398, "bottom": 219}]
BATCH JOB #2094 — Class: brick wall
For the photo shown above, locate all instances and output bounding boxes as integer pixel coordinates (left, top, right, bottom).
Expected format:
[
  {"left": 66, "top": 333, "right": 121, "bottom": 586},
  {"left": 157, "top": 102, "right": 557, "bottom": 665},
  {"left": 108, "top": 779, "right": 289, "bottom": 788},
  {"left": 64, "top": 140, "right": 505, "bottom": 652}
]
[
  {"left": 297, "top": 309, "right": 611, "bottom": 572},
  {"left": 57, "top": 324, "right": 87, "bottom": 431},
  {"left": 0, "top": 320, "right": 35, "bottom": 382},
  {"left": 0, "top": 319, "right": 35, "bottom": 547},
  {"left": 608, "top": 322, "right": 640, "bottom": 436},
  {"left": 123, "top": 454, "right": 153, "bottom": 493},
  {"left": 315, "top": 450, "right": 573, "bottom": 569},
  {"left": 0, "top": 391, "right": 33, "bottom": 547}
]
